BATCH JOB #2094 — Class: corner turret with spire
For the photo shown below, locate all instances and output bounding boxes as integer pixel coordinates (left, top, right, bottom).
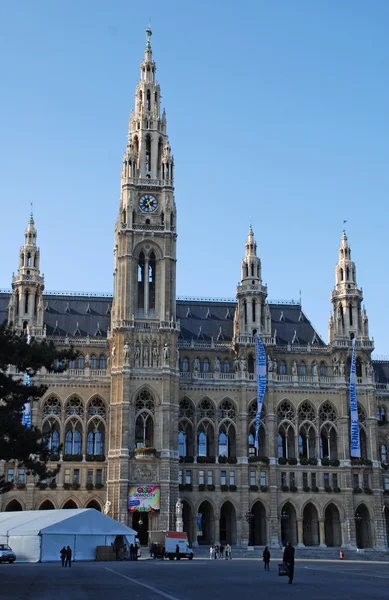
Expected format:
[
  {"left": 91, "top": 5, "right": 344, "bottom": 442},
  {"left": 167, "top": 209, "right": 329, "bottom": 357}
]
[
  {"left": 328, "top": 228, "right": 370, "bottom": 343},
  {"left": 8, "top": 210, "right": 45, "bottom": 334}
]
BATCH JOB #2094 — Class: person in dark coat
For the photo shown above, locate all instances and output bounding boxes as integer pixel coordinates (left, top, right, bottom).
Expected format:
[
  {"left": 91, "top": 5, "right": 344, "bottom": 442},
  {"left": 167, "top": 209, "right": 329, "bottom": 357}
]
[
  {"left": 175, "top": 544, "right": 180, "bottom": 560},
  {"left": 130, "top": 543, "right": 135, "bottom": 561},
  {"left": 262, "top": 546, "right": 271, "bottom": 571},
  {"left": 60, "top": 546, "right": 66, "bottom": 567},
  {"left": 283, "top": 542, "right": 295, "bottom": 584},
  {"left": 65, "top": 545, "right": 72, "bottom": 568}
]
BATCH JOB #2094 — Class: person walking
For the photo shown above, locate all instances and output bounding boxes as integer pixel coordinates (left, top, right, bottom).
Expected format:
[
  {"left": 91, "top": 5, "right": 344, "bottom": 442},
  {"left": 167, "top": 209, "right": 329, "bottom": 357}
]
[
  {"left": 60, "top": 546, "right": 66, "bottom": 567},
  {"left": 175, "top": 544, "right": 180, "bottom": 560},
  {"left": 225, "top": 543, "right": 231, "bottom": 560},
  {"left": 283, "top": 541, "right": 295, "bottom": 584},
  {"left": 220, "top": 544, "right": 224, "bottom": 559},
  {"left": 262, "top": 546, "right": 270, "bottom": 571},
  {"left": 210, "top": 546, "right": 214, "bottom": 560},
  {"left": 65, "top": 545, "right": 72, "bottom": 568}
]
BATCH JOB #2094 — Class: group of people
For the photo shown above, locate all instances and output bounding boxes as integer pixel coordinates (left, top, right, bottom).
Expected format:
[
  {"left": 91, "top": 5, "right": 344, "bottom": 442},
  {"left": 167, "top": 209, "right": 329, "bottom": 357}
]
[
  {"left": 262, "top": 542, "right": 295, "bottom": 584},
  {"left": 60, "top": 546, "right": 72, "bottom": 567},
  {"left": 209, "top": 543, "right": 232, "bottom": 560}
]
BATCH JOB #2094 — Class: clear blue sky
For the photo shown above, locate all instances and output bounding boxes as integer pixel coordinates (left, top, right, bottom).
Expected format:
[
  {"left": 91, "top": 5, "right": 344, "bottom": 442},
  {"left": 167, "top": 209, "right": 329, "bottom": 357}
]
[{"left": 1, "top": 1, "right": 388, "bottom": 354}]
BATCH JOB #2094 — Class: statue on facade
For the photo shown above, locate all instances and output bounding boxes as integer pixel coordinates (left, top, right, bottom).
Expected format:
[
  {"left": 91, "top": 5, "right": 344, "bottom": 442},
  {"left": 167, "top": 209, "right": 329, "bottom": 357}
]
[
  {"left": 111, "top": 344, "right": 116, "bottom": 359},
  {"left": 292, "top": 360, "right": 297, "bottom": 376},
  {"left": 333, "top": 357, "right": 339, "bottom": 376},
  {"left": 152, "top": 344, "right": 159, "bottom": 367},
  {"left": 233, "top": 357, "right": 239, "bottom": 372},
  {"left": 103, "top": 500, "right": 111, "bottom": 515},
  {"left": 240, "top": 358, "right": 247, "bottom": 372},
  {"left": 134, "top": 343, "right": 140, "bottom": 367},
  {"left": 214, "top": 358, "right": 221, "bottom": 373},
  {"left": 85, "top": 354, "right": 90, "bottom": 368},
  {"left": 163, "top": 342, "right": 170, "bottom": 361},
  {"left": 312, "top": 362, "right": 318, "bottom": 377},
  {"left": 339, "top": 360, "right": 345, "bottom": 376},
  {"left": 124, "top": 342, "right": 130, "bottom": 364},
  {"left": 176, "top": 497, "right": 183, "bottom": 532},
  {"left": 273, "top": 358, "right": 277, "bottom": 373},
  {"left": 143, "top": 344, "right": 149, "bottom": 366},
  {"left": 267, "top": 355, "right": 273, "bottom": 372},
  {"left": 194, "top": 357, "right": 200, "bottom": 372}
]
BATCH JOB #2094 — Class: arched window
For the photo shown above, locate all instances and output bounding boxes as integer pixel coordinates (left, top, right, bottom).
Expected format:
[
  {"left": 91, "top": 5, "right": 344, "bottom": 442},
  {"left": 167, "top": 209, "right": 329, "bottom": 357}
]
[
  {"left": 298, "top": 424, "right": 316, "bottom": 459},
  {"left": 360, "top": 427, "right": 368, "bottom": 460},
  {"left": 99, "top": 354, "right": 106, "bottom": 369},
  {"left": 88, "top": 397, "right": 106, "bottom": 418},
  {"left": 223, "top": 359, "right": 230, "bottom": 373},
  {"left": 248, "top": 432, "right": 255, "bottom": 456},
  {"left": 243, "top": 300, "right": 247, "bottom": 324},
  {"left": 346, "top": 266, "right": 350, "bottom": 280},
  {"left": 87, "top": 423, "right": 104, "bottom": 456},
  {"left": 198, "top": 431, "right": 207, "bottom": 456},
  {"left": 356, "top": 358, "right": 362, "bottom": 378},
  {"left": 279, "top": 361, "right": 286, "bottom": 375},
  {"left": 252, "top": 299, "right": 256, "bottom": 322},
  {"left": 381, "top": 443, "right": 388, "bottom": 463},
  {"left": 43, "top": 421, "right": 60, "bottom": 454},
  {"left": 43, "top": 396, "right": 61, "bottom": 417},
  {"left": 178, "top": 431, "right": 187, "bottom": 457},
  {"left": 24, "top": 289, "right": 29, "bottom": 314},
  {"left": 27, "top": 252, "right": 31, "bottom": 267},
  {"left": 319, "top": 362, "right": 327, "bottom": 377},
  {"left": 135, "top": 390, "right": 155, "bottom": 448},
  {"left": 349, "top": 303, "right": 353, "bottom": 326},
  {"left": 69, "top": 359, "right": 76, "bottom": 369},
  {"left": 340, "top": 268, "right": 344, "bottom": 281},
  {"left": 219, "top": 431, "right": 228, "bottom": 457},
  {"left": 248, "top": 354, "right": 254, "bottom": 373},
  {"left": 78, "top": 354, "right": 85, "bottom": 370},
  {"left": 65, "top": 425, "right": 82, "bottom": 455},
  {"left": 320, "top": 424, "right": 338, "bottom": 459},
  {"left": 203, "top": 359, "right": 210, "bottom": 373},
  {"left": 299, "top": 362, "right": 306, "bottom": 376},
  {"left": 138, "top": 252, "right": 145, "bottom": 310},
  {"left": 65, "top": 397, "right": 84, "bottom": 418},
  {"left": 90, "top": 355, "right": 97, "bottom": 369},
  {"left": 149, "top": 251, "right": 156, "bottom": 311},
  {"left": 145, "top": 135, "right": 151, "bottom": 171},
  {"left": 147, "top": 89, "right": 151, "bottom": 110},
  {"left": 182, "top": 357, "right": 189, "bottom": 373}
]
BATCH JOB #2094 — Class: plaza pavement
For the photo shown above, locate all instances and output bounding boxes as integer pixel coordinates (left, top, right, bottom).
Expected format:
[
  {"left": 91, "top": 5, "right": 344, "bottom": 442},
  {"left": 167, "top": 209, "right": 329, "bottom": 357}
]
[{"left": 1, "top": 558, "right": 389, "bottom": 599}]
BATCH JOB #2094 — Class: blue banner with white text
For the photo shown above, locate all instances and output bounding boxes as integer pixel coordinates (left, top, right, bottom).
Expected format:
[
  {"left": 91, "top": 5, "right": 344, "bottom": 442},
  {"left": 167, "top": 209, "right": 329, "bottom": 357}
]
[
  {"left": 255, "top": 334, "right": 267, "bottom": 451},
  {"left": 349, "top": 338, "right": 360, "bottom": 457},
  {"left": 22, "top": 327, "right": 32, "bottom": 428}
]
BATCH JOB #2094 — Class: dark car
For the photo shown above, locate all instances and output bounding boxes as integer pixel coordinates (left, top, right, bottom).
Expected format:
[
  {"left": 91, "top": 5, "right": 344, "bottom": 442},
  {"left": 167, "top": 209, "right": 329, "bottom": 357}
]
[{"left": 0, "top": 544, "right": 16, "bottom": 563}]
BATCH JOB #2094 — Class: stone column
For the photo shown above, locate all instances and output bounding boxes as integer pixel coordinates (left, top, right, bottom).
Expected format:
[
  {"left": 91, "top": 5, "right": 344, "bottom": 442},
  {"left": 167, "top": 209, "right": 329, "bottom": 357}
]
[
  {"left": 214, "top": 513, "right": 220, "bottom": 544},
  {"left": 319, "top": 520, "right": 327, "bottom": 547},
  {"left": 297, "top": 520, "right": 304, "bottom": 547}
]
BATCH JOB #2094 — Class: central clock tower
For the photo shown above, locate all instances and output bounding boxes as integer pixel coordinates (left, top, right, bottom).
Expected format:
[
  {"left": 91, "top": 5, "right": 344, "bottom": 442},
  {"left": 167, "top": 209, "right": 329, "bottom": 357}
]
[{"left": 108, "top": 28, "right": 179, "bottom": 531}]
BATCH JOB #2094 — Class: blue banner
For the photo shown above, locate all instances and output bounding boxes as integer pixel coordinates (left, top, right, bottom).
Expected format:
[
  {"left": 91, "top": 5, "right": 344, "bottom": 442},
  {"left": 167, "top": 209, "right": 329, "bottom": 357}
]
[
  {"left": 349, "top": 338, "right": 360, "bottom": 457},
  {"left": 255, "top": 334, "right": 267, "bottom": 451},
  {"left": 196, "top": 513, "right": 202, "bottom": 537},
  {"left": 22, "top": 327, "right": 32, "bottom": 428}
]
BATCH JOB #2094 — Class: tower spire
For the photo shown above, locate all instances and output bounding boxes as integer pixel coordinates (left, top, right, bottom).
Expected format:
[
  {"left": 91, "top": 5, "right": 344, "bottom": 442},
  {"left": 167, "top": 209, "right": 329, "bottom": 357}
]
[{"left": 328, "top": 231, "right": 369, "bottom": 342}]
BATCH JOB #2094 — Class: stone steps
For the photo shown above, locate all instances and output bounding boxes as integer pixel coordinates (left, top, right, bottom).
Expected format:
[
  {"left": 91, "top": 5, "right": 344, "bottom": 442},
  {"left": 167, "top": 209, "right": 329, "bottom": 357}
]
[{"left": 191, "top": 546, "right": 389, "bottom": 562}]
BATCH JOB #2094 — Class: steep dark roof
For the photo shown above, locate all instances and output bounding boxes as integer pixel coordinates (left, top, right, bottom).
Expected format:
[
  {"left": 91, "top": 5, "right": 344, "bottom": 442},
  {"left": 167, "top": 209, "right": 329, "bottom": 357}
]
[
  {"left": 176, "top": 299, "right": 324, "bottom": 345},
  {"left": 0, "top": 292, "right": 324, "bottom": 345}
]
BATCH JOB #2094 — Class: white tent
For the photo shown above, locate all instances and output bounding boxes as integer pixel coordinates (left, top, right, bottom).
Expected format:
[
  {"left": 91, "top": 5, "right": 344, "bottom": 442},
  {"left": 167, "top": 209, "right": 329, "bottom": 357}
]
[{"left": 0, "top": 509, "right": 136, "bottom": 563}]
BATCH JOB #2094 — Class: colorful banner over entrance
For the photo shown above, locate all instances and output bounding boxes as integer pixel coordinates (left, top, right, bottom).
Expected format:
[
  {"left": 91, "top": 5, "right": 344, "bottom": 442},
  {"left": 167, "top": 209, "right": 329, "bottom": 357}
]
[
  {"left": 128, "top": 485, "right": 160, "bottom": 512},
  {"left": 254, "top": 334, "right": 267, "bottom": 451},
  {"left": 349, "top": 337, "right": 361, "bottom": 458}
]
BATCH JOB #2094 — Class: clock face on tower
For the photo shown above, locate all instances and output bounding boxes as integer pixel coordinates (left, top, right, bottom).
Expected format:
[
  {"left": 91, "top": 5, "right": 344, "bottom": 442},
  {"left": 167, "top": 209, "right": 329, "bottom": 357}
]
[{"left": 139, "top": 194, "right": 158, "bottom": 213}]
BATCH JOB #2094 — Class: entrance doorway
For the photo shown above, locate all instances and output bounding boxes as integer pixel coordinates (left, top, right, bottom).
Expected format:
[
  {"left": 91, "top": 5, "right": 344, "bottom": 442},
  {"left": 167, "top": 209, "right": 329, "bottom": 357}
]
[
  {"left": 250, "top": 501, "right": 266, "bottom": 545},
  {"left": 220, "top": 501, "right": 236, "bottom": 544},
  {"left": 303, "top": 503, "right": 319, "bottom": 546},
  {"left": 355, "top": 504, "right": 371, "bottom": 549},
  {"left": 132, "top": 512, "right": 149, "bottom": 545},
  {"left": 198, "top": 501, "right": 214, "bottom": 545},
  {"left": 280, "top": 502, "right": 297, "bottom": 546},
  {"left": 182, "top": 500, "right": 193, "bottom": 545},
  {"left": 324, "top": 503, "right": 342, "bottom": 546}
]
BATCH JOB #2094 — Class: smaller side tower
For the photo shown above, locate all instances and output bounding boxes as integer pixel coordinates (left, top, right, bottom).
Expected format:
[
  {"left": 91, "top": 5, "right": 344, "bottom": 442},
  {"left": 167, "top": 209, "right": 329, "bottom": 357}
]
[
  {"left": 8, "top": 214, "right": 45, "bottom": 335},
  {"left": 329, "top": 230, "right": 368, "bottom": 343},
  {"left": 234, "top": 226, "right": 271, "bottom": 340}
]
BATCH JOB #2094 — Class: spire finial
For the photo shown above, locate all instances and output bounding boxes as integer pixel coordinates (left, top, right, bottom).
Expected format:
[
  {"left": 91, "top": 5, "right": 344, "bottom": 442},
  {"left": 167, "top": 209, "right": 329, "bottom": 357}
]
[
  {"left": 342, "top": 219, "right": 347, "bottom": 235},
  {"left": 29, "top": 202, "right": 34, "bottom": 222},
  {"left": 146, "top": 23, "right": 152, "bottom": 50}
]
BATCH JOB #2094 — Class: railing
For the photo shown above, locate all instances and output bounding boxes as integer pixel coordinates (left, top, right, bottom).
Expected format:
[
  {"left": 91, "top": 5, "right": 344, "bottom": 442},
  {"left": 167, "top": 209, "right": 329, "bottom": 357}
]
[
  {"left": 38, "top": 369, "right": 109, "bottom": 380},
  {"left": 376, "top": 383, "right": 389, "bottom": 391},
  {"left": 46, "top": 336, "right": 108, "bottom": 347},
  {"left": 178, "top": 340, "right": 231, "bottom": 350}
]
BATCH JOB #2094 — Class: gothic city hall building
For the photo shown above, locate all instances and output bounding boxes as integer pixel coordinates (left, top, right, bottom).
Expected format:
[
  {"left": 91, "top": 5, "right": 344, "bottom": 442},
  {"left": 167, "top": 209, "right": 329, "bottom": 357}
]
[{"left": 1, "top": 29, "right": 389, "bottom": 551}]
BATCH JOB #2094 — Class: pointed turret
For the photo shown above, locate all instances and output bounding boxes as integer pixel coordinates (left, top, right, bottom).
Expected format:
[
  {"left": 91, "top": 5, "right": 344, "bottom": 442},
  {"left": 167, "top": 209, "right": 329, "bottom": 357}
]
[
  {"left": 234, "top": 226, "right": 271, "bottom": 339},
  {"left": 329, "top": 229, "right": 368, "bottom": 341},
  {"left": 9, "top": 212, "right": 45, "bottom": 334}
]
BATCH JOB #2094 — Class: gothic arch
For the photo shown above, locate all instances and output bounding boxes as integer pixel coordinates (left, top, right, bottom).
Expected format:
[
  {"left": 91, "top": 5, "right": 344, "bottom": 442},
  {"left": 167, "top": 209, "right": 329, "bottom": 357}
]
[
  {"left": 321, "top": 498, "right": 344, "bottom": 521},
  {"left": 279, "top": 499, "right": 298, "bottom": 519},
  {"left": 4, "top": 498, "right": 24, "bottom": 511},
  {"left": 195, "top": 496, "right": 218, "bottom": 515},
  {"left": 133, "top": 239, "right": 163, "bottom": 261},
  {"left": 300, "top": 498, "right": 320, "bottom": 520},
  {"left": 64, "top": 392, "right": 84, "bottom": 406},
  {"left": 250, "top": 497, "right": 270, "bottom": 517},
  {"left": 196, "top": 397, "right": 216, "bottom": 419},
  {"left": 297, "top": 399, "right": 317, "bottom": 419},
  {"left": 85, "top": 499, "right": 102, "bottom": 511},
  {"left": 41, "top": 393, "right": 63, "bottom": 413},
  {"left": 132, "top": 384, "right": 160, "bottom": 406},
  {"left": 38, "top": 498, "right": 56, "bottom": 510},
  {"left": 61, "top": 498, "right": 80, "bottom": 509}
]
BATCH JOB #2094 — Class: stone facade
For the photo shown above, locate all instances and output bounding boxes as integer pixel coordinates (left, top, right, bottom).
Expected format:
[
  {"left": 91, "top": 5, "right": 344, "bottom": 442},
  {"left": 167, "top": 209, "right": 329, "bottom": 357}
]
[{"left": 1, "top": 28, "right": 389, "bottom": 550}]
